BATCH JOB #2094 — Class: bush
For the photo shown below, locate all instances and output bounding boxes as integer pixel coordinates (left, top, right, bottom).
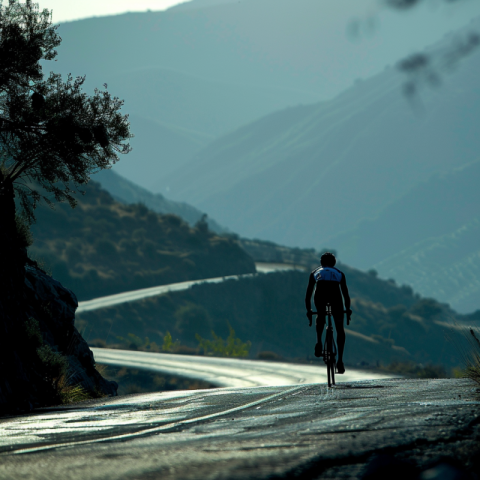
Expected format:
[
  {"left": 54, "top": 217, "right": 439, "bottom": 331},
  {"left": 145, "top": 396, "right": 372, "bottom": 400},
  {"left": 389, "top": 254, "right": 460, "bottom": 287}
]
[
  {"left": 461, "top": 328, "right": 480, "bottom": 386},
  {"left": 162, "top": 331, "right": 180, "bottom": 352},
  {"left": 196, "top": 325, "right": 251, "bottom": 358}
]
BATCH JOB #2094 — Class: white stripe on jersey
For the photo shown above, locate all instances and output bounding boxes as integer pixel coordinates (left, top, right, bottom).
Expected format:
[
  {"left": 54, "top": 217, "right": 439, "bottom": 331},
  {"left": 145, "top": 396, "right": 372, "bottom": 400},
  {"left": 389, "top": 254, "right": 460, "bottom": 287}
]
[{"left": 313, "top": 267, "right": 342, "bottom": 283}]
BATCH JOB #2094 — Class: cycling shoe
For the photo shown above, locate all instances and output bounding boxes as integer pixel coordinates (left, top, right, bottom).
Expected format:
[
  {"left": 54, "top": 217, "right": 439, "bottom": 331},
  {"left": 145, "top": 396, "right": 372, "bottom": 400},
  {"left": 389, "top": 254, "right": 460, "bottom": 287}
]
[
  {"left": 314, "top": 343, "right": 322, "bottom": 358},
  {"left": 336, "top": 362, "right": 345, "bottom": 374}
]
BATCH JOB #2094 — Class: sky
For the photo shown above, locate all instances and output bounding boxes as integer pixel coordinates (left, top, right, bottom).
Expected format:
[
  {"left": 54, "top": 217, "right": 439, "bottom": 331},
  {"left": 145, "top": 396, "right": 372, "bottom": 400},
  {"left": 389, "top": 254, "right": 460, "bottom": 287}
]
[{"left": 35, "top": 0, "right": 189, "bottom": 23}]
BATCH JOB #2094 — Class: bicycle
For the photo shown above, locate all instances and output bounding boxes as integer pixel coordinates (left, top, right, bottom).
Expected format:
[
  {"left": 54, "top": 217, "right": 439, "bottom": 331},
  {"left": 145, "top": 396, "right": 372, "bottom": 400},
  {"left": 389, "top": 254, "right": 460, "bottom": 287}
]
[{"left": 311, "top": 304, "right": 350, "bottom": 388}]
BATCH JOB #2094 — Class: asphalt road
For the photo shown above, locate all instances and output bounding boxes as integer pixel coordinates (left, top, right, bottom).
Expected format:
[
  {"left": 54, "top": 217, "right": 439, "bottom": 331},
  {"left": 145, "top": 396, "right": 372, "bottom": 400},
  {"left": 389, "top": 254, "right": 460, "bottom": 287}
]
[
  {"left": 77, "top": 263, "right": 302, "bottom": 314},
  {"left": 1, "top": 379, "right": 479, "bottom": 479},
  {"left": 92, "top": 348, "right": 392, "bottom": 388}
]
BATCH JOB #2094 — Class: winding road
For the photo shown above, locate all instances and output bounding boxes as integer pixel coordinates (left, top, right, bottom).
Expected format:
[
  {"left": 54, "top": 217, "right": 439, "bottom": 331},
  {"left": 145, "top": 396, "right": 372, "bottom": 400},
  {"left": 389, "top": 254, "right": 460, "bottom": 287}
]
[
  {"left": 92, "top": 348, "right": 391, "bottom": 388},
  {"left": 77, "top": 263, "right": 303, "bottom": 314}
]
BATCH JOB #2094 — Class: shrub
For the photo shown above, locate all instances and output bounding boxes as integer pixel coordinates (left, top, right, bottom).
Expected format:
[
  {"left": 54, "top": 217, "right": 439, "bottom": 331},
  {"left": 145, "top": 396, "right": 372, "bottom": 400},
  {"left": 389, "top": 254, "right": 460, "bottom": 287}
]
[
  {"left": 462, "top": 328, "right": 480, "bottom": 386},
  {"left": 162, "top": 331, "right": 180, "bottom": 352},
  {"left": 196, "top": 325, "right": 251, "bottom": 358}
]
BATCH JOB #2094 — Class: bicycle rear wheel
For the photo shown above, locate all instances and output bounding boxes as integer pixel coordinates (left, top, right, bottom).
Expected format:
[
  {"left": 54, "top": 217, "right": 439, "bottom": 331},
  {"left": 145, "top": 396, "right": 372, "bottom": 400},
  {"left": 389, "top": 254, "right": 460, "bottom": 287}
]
[
  {"left": 329, "top": 359, "right": 335, "bottom": 387},
  {"left": 326, "top": 330, "right": 336, "bottom": 387}
]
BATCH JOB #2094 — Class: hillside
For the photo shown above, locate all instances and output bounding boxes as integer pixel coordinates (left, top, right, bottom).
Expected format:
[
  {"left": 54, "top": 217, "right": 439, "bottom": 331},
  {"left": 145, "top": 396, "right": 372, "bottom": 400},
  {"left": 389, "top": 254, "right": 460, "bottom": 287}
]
[
  {"left": 28, "top": 182, "right": 255, "bottom": 301},
  {"left": 329, "top": 159, "right": 480, "bottom": 313},
  {"left": 94, "top": 169, "right": 226, "bottom": 234},
  {"left": 77, "top": 268, "right": 462, "bottom": 369},
  {"left": 159, "top": 38, "right": 480, "bottom": 248},
  {"left": 51, "top": 0, "right": 480, "bottom": 189}
]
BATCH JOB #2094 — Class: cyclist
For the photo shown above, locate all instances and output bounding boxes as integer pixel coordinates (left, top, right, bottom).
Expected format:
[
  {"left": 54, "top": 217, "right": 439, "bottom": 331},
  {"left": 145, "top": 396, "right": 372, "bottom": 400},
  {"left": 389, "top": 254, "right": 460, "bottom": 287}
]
[{"left": 305, "top": 252, "right": 352, "bottom": 374}]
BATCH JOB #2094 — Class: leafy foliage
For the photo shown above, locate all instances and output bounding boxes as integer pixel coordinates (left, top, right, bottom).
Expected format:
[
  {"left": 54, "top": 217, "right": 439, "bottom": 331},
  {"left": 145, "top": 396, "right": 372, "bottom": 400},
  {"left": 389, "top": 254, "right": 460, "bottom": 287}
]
[
  {"left": 196, "top": 325, "right": 251, "bottom": 358},
  {"left": 162, "top": 331, "right": 180, "bottom": 353},
  {"left": 0, "top": 0, "right": 131, "bottom": 221}
]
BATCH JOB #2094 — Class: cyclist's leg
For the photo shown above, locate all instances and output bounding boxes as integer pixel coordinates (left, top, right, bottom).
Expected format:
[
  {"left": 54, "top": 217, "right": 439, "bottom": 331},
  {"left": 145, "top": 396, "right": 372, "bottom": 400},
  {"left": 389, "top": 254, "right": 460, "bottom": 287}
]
[
  {"left": 333, "top": 312, "right": 345, "bottom": 365},
  {"left": 315, "top": 315, "right": 325, "bottom": 344},
  {"left": 315, "top": 315, "right": 326, "bottom": 357}
]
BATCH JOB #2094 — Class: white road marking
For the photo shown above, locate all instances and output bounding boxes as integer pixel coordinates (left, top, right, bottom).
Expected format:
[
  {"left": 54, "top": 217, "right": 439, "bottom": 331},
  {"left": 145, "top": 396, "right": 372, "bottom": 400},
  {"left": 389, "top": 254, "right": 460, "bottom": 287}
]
[{"left": 8, "top": 385, "right": 306, "bottom": 455}]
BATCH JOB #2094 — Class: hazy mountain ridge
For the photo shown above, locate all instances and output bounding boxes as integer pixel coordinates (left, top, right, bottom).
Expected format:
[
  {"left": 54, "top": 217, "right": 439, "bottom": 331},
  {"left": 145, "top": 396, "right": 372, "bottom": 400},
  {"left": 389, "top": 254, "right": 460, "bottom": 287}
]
[
  {"left": 331, "top": 159, "right": 480, "bottom": 313},
  {"left": 52, "top": 1, "right": 480, "bottom": 189},
  {"left": 160, "top": 43, "right": 480, "bottom": 248},
  {"left": 94, "top": 169, "right": 226, "bottom": 233},
  {"left": 375, "top": 218, "right": 480, "bottom": 313}
]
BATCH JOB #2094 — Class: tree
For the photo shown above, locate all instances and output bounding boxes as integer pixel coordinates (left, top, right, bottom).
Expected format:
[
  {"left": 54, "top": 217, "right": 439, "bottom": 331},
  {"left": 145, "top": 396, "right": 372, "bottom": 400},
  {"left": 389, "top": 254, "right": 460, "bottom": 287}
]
[{"left": 0, "top": 0, "right": 131, "bottom": 295}]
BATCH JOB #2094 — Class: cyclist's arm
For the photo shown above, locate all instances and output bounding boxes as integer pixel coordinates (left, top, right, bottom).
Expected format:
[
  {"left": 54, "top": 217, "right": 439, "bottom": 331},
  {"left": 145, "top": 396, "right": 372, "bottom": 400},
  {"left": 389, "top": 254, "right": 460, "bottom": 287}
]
[
  {"left": 340, "top": 274, "right": 351, "bottom": 311},
  {"left": 305, "top": 273, "right": 315, "bottom": 311}
]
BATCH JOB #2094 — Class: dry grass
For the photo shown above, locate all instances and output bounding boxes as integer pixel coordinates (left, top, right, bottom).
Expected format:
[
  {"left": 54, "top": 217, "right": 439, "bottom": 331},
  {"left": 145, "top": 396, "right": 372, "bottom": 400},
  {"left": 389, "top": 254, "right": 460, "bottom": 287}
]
[
  {"left": 449, "top": 321, "right": 480, "bottom": 386},
  {"left": 54, "top": 374, "right": 91, "bottom": 404},
  {"left": 462, "top": 328, "right": 480, "bottom": 386}
]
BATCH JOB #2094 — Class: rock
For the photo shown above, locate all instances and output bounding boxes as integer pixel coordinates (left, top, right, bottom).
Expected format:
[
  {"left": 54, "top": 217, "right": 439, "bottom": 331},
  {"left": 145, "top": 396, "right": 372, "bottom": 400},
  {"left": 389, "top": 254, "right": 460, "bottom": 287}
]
[
  {"left": 25, "top": 265, "right": 77, "bottom": 330},
  {"left": 23, "top": 265, "right": 118, "bottom": 399},
  {"left": 0, "top": 264, "right": 119, "bottom": 413}
]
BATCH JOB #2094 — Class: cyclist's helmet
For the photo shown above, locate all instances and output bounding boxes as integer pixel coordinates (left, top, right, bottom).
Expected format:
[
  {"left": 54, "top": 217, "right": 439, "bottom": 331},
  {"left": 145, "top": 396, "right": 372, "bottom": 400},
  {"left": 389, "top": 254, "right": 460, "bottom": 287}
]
[{"left": 320, "top": 252, "right": 336, "bottom": 267}]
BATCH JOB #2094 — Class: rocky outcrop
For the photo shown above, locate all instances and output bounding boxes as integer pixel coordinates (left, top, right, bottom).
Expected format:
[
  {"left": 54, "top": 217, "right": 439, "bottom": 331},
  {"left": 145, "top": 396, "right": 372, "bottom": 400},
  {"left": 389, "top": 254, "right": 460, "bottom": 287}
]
[
  {"left": 0, "top": 263, "right": 117, "bottom": 413},
  {"left": 24, "top": 265, "right": 118, "bottom": 398}
]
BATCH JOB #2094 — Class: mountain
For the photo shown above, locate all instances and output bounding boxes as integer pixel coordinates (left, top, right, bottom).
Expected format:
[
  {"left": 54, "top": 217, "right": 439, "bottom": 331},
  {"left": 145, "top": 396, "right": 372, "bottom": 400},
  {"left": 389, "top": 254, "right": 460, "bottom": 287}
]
[
  {"left": 159, "top": 40, "right": 480, "bottom": 248},
  {"left": 94, "top": 169, "right": 227, "bottom": 233},
  {"left": 329, "top": 159, "right": 480, "bottom": 313},
  {"left": 106, "top": 69, "right": 318, "bottom": 185},
  {"left": 376, "top": 219, "right": 480, "bottom": 313},
  {"left": 28, "top": 181, "right": 255, "bottom": 301},
  {"left": 119, "top": 113, "right": 211, "bottom": 185},
  {"left": 51, "top": 0, "right": 480, "bottom": 189}
]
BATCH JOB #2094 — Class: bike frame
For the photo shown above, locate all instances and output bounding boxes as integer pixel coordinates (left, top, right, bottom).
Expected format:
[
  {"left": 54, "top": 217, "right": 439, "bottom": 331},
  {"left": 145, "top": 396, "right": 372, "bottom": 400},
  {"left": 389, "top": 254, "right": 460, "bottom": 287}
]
[
  {"left": 311, "top": 304, "right": 348, "bottom": 388},
  {"left": 324, "top": 304, "right": 337, "bottom": 387}
]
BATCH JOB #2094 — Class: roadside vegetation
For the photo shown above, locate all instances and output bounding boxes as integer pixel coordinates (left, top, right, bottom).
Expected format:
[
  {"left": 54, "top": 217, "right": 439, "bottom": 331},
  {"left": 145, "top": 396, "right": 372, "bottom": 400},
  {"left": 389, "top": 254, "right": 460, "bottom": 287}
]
[
  {"left": 459, "top": 328, "right": 480, "bottom": 386},
  {"left": 97, "top": 327, "right": 251, "bottom": 359}
]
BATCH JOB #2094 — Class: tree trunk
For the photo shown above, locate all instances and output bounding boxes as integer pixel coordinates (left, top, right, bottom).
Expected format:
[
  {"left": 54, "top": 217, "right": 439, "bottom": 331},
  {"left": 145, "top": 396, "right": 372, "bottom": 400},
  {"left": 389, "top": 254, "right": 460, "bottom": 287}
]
[
  {"left": 0, "top": 177, "right": 30, "bottom": 411},
  {"left": 0, "top": 177, "right": 25, "bottom": 301}
]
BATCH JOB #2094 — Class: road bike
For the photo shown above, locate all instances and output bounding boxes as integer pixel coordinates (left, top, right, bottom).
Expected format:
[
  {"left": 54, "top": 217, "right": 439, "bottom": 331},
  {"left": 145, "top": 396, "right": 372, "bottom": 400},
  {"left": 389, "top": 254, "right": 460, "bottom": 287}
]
[{"left": 311, "top": 304, "right": 349, "bottom": 388}]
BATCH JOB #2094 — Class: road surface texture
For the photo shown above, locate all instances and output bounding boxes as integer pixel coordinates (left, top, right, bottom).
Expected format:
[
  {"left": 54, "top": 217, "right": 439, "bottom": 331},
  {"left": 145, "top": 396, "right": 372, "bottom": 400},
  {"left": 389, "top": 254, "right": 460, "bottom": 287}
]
[
  {"left": 92, "top": 348, "right": 392, "bottom": 388},
  {"left": 77, "top": 263, "right": 302, "bottom": 314},
  {"left": 1, "top": 379, "right": 479, "bottom": 479}
]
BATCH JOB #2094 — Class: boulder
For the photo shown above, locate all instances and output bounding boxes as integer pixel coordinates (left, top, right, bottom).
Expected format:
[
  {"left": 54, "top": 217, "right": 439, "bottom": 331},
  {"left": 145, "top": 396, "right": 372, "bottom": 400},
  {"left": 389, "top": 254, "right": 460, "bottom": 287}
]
[{"left": 23, "top": 264, "right": 118, "bottom": 399}]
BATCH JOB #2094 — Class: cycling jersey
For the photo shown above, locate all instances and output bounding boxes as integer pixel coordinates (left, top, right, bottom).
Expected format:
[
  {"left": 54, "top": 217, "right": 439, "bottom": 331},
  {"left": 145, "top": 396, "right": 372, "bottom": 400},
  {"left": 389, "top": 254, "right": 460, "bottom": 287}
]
[{"left": 305, "top": 266, "right": 351, "bottom": 315}]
